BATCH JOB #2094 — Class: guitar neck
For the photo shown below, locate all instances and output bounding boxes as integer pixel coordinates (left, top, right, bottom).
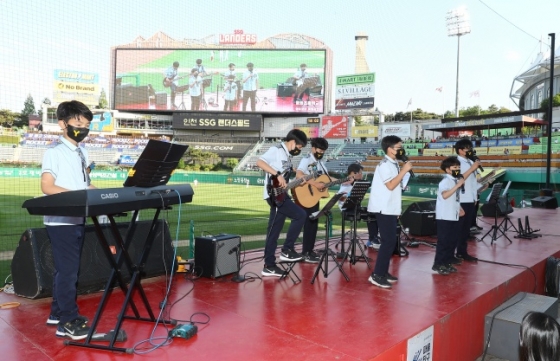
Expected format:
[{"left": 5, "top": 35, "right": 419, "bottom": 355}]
[
  {"left": 324, "top": 176, "right": 350, "bottom": 188},
  {"left": 285, "top": 173, "right": 314, "bottom": 190}
]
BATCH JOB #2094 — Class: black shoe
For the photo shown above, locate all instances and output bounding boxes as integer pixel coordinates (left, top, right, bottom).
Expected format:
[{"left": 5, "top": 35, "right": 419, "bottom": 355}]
[
  {"left": 432, "top": 265, "right": 450, "bottom": 275},
  {"left": 457, "top": 253, "right": 478, "bottom": 262},
  {"left": 449, "top": 257, "right": 463, "bottom": 265},
  {"left": 445, "top": 264, "right": 458, "bottom": 273},
  {"left": 368, "top": 274, "right": 392, "bottom": 289},
  {"left": 261, "top": 265, "right": 287, "bottom": 277},
  {"left": 55, "top": 317, "right": 90, "bottom": 340},
  {"left": 386, "top": 273, "right": 398, "bottom": 283},
  {"left": 474, "top": 224, "right": 483, "bottom": 230},
  {"left": 279, "top": 249, "right": 303, "bottom": 262},
  {"left": 303, "top": 251, "right": 320, "bottom": 263}
]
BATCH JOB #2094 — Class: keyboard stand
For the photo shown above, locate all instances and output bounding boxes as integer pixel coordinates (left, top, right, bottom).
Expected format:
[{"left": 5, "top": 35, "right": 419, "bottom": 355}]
[
  {"left": 278, "top": 260, "right": 302, "bottom": 284},
  {"left": 65, "top": 209, "right": 175, "bottom": 353}
]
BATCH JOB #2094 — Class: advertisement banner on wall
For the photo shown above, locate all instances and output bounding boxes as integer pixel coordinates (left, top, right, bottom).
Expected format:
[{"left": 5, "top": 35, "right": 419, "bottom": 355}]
[
  {"left": 53, "top": 69, "right": 99, "bottom": 106},
  {"left": 321, "top": 116, "right": 348, "bottom": 139},
  {"left": 351, "top": 125, "right": 378, "bottom": 138},
  {"left": 297, "top": 125, "right": 320, "bottom": 139},
  {"left": 334, "top": 97, "right": 375, "bottom": 110},
  {"left": 335, "top": 73, "right": 375, "bottom": 110},
  {"left": 172, "top": 112, "right": 262, "bottom": 131},
  {"left": 380, "top": 124, "right": 411, "bottom": 138}
]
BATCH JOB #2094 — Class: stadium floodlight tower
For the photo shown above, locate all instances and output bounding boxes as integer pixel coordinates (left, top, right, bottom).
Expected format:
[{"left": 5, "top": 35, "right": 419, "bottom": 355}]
[{"left": 446, "top": 6, "right": 471, "bottom": 118}]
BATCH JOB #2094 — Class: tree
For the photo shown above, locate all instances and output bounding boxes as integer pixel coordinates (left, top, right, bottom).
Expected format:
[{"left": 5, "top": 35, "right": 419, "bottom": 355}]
[
  {"left": 38, "top": 97, "right": 51, "bottom": 118},
  {"left": 186, "top": 148, "right": 220, "bottom": 167},
  {"left": 540, "top": 94, "right": 560, "bottom": 110},
  {"left": 98, "top": 88, "right": 108, "bottom": 109},
  {"left": 353, "top": 115, "right": 364, "bottom": 126},
  {"left": 0, "top": 109, "right": 20, "bottom": 127},
  {"left": 487, "top": 104, "right": 499, "bottom": 114},
  {"left": 20, "top": 94, "right": 36, "bottom": 125},
  {"left": 226, "top": 158, "right": 239, "bottom": 169}
]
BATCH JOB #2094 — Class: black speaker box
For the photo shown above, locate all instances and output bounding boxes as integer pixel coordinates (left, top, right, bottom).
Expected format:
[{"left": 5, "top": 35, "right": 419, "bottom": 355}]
[
  {"left": 531, "top": 196, "right": 558, "bottom": 209},
  {"left": 115, "top": 85, "right": 149, "bottom": 106},
  {"left": 400, "top": 201, "right": 437, "bottom": 236},
  {"left": 481, "top": 197, "right": 514, "bottom": 217},
  {"left": 11, "top": 220, "right": 174, "bottom": 299},
  {"left": 403, "top": 211, "right": 437, "bottom": 236},
  {"left": 276, "top": 83, "right": 294, "bottom": 97},
  {"left": 195, "top": 234, "right": 240, "bottom": 278},
  {"left": 405, "top": 200, "right": 436, "bottom": 213}
]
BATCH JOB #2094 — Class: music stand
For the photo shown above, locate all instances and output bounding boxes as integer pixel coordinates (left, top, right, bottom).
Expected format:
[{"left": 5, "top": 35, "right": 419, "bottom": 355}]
[
  {"left": 339, "top": 181, "right": 371, "bottom": 267},
  {"left": 310, "top": 193, "right": 350, "bottom": 284},
  {"left": 123, "top": 140, "right": 189, "bottom": 188},
  {"left": 66, "top": 139, "right": 189, "bottom": 353},
  {"left": 481, "top": 183, "right": 513, "bottom": 245}
]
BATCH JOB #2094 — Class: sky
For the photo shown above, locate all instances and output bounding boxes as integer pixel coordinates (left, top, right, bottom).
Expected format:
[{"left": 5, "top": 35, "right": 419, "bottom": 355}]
[{"left": 0, "top": 0, "right": 559, "bottom": 116}]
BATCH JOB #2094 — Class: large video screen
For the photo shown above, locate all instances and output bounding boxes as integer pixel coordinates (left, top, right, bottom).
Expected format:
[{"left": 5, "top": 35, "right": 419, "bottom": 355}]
[{"left": 114, "top": 48, "right": 326, "bottom": 114}]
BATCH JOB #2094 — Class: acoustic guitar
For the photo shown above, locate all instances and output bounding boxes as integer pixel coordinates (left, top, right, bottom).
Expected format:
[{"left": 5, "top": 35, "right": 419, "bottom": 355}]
[{"left": 292, "top": 175, "right": 352, "bottom": 208}]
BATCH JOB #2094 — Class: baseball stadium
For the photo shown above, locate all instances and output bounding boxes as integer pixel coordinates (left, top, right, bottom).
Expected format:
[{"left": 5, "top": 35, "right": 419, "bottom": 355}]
[{"left": 1, "top": 24, "right": 560, "bottom": 361}]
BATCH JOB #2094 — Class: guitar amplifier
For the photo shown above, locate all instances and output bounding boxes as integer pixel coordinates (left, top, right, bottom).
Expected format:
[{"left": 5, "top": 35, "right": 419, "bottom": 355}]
[
  {"left": 155, "top": 92, "right": 167, "bottom": 106},
  {"left": 195, "top": 234, "right": 240, "bottom": 278},
  {"left": 277, "top": 83, "right": 294, "bottom": 97},
  {"left": 404, "top": 211, "right": 437, "bottom": 236},
  {"left": 115, "top": 85, "right": 149, "bottom": 106}
]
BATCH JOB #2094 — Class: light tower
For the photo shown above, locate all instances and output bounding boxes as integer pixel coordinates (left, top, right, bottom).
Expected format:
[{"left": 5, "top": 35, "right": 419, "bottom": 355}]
[
  {"left": 355, "top": 32, "right": 370, "bottom": 74},
  {"left": 446, "top": 7, "right": 471, "bottom": 117}
]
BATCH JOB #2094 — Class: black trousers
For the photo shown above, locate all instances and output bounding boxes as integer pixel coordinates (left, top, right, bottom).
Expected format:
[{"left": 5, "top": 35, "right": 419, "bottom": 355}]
[
  {"left": 301, "top": 203, "right": 320, "bottom": 254},
  {"left": 434, "top": 219, "right": 457, "bottom": 266},
  {"left": 372, "top": 213, "right": 398, "bottom": 277},
  {"left": 456, "top": 202, "right": 475, "bottom": 256}
]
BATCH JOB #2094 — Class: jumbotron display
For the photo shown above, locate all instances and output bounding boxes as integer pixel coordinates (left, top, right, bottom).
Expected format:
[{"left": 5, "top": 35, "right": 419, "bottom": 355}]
[{"left": 114, "top": 48, "right": 326, "bottom": 114}]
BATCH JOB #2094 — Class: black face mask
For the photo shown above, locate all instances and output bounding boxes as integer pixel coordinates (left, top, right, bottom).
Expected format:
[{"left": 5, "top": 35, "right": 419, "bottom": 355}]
[
  {"left": 65, "top": 123, "right": 90, "bottom": 143},
  {"left": 313, "top": 152, "right": 324, "bottom": 160},
  {"left": 395, "top": 148, "right": 408, "bottom": 161},
  {"left": 289, "top": 148, "right": 301, "bottom": 156},
  {"left": 451, "top": 170, "right": 463, "bottom": 179}
]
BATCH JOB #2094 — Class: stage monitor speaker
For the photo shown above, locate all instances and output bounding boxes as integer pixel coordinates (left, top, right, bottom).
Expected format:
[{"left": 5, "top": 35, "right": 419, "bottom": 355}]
[
  {"left": 531, "top": 196, "right": 558, "bottom": 209},
  {"left": 276, "top": 83, "right": 294, "bottom": 97},
  {"left": 195, "top": 234, "right": 240, "bottom": 279},
  {"left": 484, "top": 292, "right": 558, "bottom": 361},
  {"left": 115, "top": 85, "right": 149, "bottom": 106},
  {"left": 404, "top": 211, "right": 436, "bottom": 236},
  {"left": 11, "top": 220, "right": 175, "bottom": 299},
  {"left": 400, "top": 200, "right": 436, "bottom": 235}
]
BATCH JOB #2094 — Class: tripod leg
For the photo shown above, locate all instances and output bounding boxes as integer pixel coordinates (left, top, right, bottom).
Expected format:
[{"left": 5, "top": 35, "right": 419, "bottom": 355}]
[{"left": 310, "top": 251, "right": 327, "bottom": 284}]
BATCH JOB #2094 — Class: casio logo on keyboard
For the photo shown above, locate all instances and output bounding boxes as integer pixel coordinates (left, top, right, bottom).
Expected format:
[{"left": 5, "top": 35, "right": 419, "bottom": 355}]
[{"left": 101, "top": 193, "right": 119, "bottom": 200}]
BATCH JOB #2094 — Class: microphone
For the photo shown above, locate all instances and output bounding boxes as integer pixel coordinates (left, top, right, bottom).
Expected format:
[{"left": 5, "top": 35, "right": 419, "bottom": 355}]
[
  {"left": 398, "top": 152, "right": 415, "bottom": 177},
  {"left": 467, "top": 150, "right": 484, "bottom": 172}
]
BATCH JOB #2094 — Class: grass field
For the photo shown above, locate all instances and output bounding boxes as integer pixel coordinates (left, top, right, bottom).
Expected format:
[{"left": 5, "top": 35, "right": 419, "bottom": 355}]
[{"left": 0, "top": 177, "right": 431, "bottom": 284}]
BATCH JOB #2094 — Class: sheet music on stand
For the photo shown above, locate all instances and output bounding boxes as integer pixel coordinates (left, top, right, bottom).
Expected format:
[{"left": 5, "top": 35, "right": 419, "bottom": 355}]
[
  {"left": 340, "top": 181, "right": 370, "bottom": 212},
  {"left": 486, "top": 183, "right": 503, "bottom": 203},
  {"left": 123, "top": 140, "right": 189, "bottom": 188}
]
